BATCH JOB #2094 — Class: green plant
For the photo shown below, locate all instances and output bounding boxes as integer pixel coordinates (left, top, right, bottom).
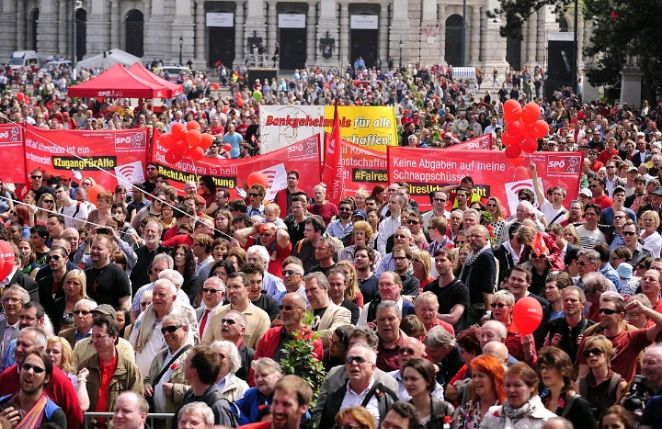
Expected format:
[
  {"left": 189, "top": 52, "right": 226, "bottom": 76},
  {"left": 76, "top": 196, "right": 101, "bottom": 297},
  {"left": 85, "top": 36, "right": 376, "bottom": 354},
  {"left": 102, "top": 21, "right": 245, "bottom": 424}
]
[{"left": 279, "top": 312, "right": 327, "bottom": 408}]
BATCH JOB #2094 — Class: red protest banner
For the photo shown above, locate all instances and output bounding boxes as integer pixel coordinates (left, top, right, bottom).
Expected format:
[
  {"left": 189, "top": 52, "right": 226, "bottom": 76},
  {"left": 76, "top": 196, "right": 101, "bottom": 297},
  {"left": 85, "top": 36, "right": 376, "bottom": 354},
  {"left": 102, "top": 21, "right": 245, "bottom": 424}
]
[
  {"left": 23, "top": 124, "right": 149, "bottom": 190},
  {"left": 387, "top": 147, "right": 582, "bottom": 214},
  {"left": 444, "top": 134, "right": 493, "bottom": 151},
  {"left": 0, "top": 124, "right": 26, "bottom": 183},
  {"left": 150, "top": 134, "right": 321, "bottom": 200},
  {"left": 340, "top": 139, "right": 388, "bottom": 195},
  {"left": 322, "top": 104, "right": 343, "bottom": 205}
]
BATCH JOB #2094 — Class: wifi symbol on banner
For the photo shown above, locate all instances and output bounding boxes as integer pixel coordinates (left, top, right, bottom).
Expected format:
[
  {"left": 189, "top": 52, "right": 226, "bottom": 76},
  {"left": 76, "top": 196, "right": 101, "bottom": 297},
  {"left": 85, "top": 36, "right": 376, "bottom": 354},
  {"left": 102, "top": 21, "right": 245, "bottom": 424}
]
[
  {"left": 117, "top": 164, "right": 138, "bottom": 181},
  {"left": 114, "top": 161, "right": 145, "bottom": 185},
  {"left": 260, "top": 169, "right": 278, "bottom": 187},
  {"left": 508, "top": 181, "right": 534, "bottom": 195}
]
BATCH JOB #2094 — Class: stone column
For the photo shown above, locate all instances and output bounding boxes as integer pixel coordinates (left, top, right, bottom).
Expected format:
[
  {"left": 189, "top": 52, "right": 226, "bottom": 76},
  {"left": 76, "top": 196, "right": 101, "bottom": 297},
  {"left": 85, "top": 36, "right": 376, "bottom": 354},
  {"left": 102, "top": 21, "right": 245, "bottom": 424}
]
[
  {"left": 244, "top": 0, "right": 266, "bottom": 58},
  {"left": 306, "top": 2, "right": 316, "bottom": 66},
  {"left": 438, "top": 3, "right": 445, "bottom": 63},
  {"left": 469, "top": 5, "right": 480, "bottom": 65},
  {"left": 576, "top": 14, "right": 585, "bottom": 69},
  {"left": 194, "top": 0, "right": 206, "bottom": 67},
  {"left": 339, "top": 2, "right": 349, "bottom": 65},
  {"left": 526, "top": 11, "right": 536, "bottom": 68},
  {"left": 16, "top": 0, "right": 25, "bottom": 50},
  {"left": 58, "top": 0, "right": 67, "bottom": 56},
  {"left": 316, "top": 0, "right": 337, "bottom": 67},
  {"left": 390, "top": 0, "right": 410, "bottom": 64},
  {"left": 419, "top": 0, "right": 437, "bottom": 65},
  {"left": 535, "top": 10, "right": 545, "bottom": 65},
  {"left": 234, "top": 1, "right": 245, "bottom": 65},
  {"left": 37, "top": 0, "right": 59, "bottom": 54},
  {"left": 111, "top": 0, "right": 120, "bottom": 49},
  {"left": 172, "top": 0, "right": 195, "bottom": 65},
  {"left": 267, "top": 1, "right": 277, "bottom": 62},
  {"left": 87, "top": 0, "right": 109, "bottom": 54},
  {"left": 620, "top": 67, "right": 643, "bottom": 107},
  {"left": 144, "top": 0, "right": 167, "bottom": 60},
  {"left": 378, "top": 2, "right": 388, "bottom": 65}
]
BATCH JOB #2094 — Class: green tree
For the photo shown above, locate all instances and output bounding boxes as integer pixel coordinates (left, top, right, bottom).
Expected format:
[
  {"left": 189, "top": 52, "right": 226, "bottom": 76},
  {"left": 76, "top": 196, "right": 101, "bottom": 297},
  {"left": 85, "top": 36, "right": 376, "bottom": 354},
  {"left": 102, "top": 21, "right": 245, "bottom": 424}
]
[{"left": 491, "top": 0, "right": 662, "bottom": 102}]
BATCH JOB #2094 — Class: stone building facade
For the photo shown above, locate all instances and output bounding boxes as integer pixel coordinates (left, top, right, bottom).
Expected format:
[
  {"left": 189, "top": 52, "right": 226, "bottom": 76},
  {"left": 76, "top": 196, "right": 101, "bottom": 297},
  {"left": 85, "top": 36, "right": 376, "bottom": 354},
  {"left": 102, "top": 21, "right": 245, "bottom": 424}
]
[{"left": 0, "top": 0, "right": 582, "bottom": 72}]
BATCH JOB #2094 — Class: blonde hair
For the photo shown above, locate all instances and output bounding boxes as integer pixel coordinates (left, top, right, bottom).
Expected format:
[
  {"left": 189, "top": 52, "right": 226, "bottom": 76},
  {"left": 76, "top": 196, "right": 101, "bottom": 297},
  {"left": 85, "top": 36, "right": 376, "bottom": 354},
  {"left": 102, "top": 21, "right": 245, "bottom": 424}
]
[
  {"left": 335, "top": 260, "right": 361, "bottom": 301},
  {"left": 62, "top": 269, "right": 88, "bottom": 301},
  {"left": 47, "top": 336, "right": 75, "bottom": 373}
]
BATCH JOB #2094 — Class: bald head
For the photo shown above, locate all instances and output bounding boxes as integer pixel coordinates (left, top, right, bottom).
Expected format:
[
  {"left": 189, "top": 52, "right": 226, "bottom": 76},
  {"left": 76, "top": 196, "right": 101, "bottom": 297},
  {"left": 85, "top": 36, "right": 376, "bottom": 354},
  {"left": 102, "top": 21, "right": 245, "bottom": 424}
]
[{"left": 482, "top": 341, "right": 509, "bottom": 366}]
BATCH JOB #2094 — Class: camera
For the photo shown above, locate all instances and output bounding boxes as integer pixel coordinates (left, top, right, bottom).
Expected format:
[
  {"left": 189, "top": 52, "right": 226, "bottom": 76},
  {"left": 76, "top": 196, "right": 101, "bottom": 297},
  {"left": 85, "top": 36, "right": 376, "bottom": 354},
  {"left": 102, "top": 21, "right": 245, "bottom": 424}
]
[{"left": 623, "top": 375, "right": 650, "bottom": 413}]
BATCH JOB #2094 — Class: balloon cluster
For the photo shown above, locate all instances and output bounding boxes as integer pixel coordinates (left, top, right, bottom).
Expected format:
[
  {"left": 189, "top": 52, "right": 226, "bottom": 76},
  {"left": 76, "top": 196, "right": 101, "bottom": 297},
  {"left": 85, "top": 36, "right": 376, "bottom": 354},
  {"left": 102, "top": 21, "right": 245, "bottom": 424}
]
[
  {"left": 502, "top": 100, "right": 550, "bottom": 164},
  {"left": 158, "top": 121, "right": 227, "bottom": 163},
  {"left": 0, "top": 241, "right": 15, "bottom": 280}
]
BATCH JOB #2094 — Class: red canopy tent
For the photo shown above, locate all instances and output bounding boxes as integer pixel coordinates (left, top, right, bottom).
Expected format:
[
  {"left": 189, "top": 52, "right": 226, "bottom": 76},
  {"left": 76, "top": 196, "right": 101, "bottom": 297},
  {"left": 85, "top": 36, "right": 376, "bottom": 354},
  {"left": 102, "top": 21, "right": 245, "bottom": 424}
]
[
  {"left": 128, "top": 63, "right": 184, "bottom": 98},
  {"left": 68, "top": 63, "right": 171, "bottom": 98}
]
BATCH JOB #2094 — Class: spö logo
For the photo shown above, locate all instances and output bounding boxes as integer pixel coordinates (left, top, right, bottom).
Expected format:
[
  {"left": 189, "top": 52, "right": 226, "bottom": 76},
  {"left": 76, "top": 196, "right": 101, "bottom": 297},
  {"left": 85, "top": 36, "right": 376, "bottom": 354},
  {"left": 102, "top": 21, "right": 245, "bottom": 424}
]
[
  {"left": 114, "top": 132, "right": 146, "bottom": 151},
  {"left": 0, "top": 126, "right": 20, "bottom": 143},
  {"left": 547, "top": 155, "right": 581, "bottom": 174}
]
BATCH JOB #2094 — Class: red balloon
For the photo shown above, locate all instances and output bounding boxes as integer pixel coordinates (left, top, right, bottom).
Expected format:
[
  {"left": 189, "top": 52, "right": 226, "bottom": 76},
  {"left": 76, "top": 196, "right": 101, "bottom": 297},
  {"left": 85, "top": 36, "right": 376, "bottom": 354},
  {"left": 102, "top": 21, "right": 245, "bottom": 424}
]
[
  {"left": 172, "top": 123, "right": 187, "bottom": 140},
  {"left": 521, "top": 138, "right": 538, "bottom": 153},
  {"left": 247, "top": 172, "right": 269, "bottom": 188},
  {"left": 521, "top": 102, "right": 541, "bottom": 126},
  {"left": 88, "top": 184, "right": 104, "bottom": 204},
  {"left": 0, "top": 240, "right": 15, "bottom": 279},
  {"left": 512, "top": 296, "right": 544, "bottom": 335},
  {"left": 16, "top": 92, "right": 25, "bottom": 103},
  {"left": 188, "top": 146, "right": 205, "bottom": 161},
  {"left": 185, "top": 129, "right": 202, "bottom": 148},
  {"left": 212, "top": 83, "right": 220, "bottom": 91},
  {"left": 531, "top": 120, "right": 550, "bottom": 139},
  {"left": 222, "top": 143, "right": 232, "bottom": 152},
  {"left": 200, "top": 133, "right": 214, "bottom": 151},
  {"left": 503, "top": 99, "right": 522, "bottom": 124},
  {"left": 173, "top": 139, "right": 188, "bottom": 155},
  {"left": 165, "top": 151, "right": 182, "bottom": 164},
  {"left": 159, "top": 133, "right": 175, "bottom": 150},
  {"left": 507, "top": 120, "right": 526, "bottom": 138},
  {"left": 186, "top": 120, "right": 201, "bottom": 131},
  {"left": 505, "top": 144, "right": 522, "bottom": 159},
  {"left": 502, "top": 132, "right": 521, "bottom": 148}
]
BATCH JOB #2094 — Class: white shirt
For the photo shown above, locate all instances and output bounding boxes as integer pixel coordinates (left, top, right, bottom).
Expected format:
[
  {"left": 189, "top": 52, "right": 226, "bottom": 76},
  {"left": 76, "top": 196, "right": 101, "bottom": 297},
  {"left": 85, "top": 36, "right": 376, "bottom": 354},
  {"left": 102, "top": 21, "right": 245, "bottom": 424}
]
[
  {"left": 340, "top": 379, "right": 380, "bottom": 425},
  {"left": 357, "top": 297, "right": 406, "bottom": 327},
  {"left": 377, "top": 215, "right": 401, "bottom": 255},
  {"left": 152, "top": 347, "right": 177, "bottom": 412}
]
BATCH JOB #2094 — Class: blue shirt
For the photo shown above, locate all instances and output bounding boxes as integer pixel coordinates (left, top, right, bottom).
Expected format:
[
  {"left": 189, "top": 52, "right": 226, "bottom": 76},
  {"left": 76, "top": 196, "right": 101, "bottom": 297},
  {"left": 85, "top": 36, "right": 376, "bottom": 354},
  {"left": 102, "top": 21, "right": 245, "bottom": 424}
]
[{"left": 223, "top": 132, "right": 243, "bottom": 158}]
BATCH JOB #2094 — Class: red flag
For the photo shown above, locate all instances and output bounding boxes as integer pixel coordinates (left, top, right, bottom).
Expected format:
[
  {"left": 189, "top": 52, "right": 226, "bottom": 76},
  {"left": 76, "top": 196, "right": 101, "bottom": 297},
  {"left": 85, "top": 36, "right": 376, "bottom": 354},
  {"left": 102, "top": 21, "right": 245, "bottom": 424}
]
[{"left": 322, "top": 103, "right": 344, "bottom": 205}]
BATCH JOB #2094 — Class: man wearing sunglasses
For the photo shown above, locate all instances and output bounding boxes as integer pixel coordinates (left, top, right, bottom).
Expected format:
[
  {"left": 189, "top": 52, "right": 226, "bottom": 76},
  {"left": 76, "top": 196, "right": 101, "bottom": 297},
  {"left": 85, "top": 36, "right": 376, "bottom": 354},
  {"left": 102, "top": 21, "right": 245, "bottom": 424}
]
[
  {"left": 577, "top": 295, "right": 662, "bottom": 383},
  {"left": 325, "top": 200, "right": 354, "bottom": 241}
]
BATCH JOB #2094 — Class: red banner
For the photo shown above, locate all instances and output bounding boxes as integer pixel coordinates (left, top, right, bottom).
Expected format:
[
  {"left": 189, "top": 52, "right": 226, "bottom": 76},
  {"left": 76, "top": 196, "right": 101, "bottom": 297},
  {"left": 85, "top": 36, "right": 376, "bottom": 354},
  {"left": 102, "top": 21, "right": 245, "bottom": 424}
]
[
  {"left": 150, "top": 134, "right": 322, "bottom": 200},
  {"left": 0, "top": 124, "right": 26, "bottom": 183},
  {"left": 340, "top": 140, "right": 388, "bottom": 195},
  {"left": 23, "top": 125, "right": 149, "bottom": 190},
  {"left": 322, "top": 104, "right": 343, "bottom": 205},
  {"left": 387, "top": 147, "right": 582, "bottom": 214},
  {"left": 444, "top": 134, "right": 493, "bottom": 151}
]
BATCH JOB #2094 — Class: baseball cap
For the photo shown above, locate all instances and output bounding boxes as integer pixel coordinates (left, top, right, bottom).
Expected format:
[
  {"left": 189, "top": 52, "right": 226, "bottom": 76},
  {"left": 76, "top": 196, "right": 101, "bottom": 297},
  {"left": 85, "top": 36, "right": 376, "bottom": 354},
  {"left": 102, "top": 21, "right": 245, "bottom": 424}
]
[
  {"left": 579, "top": 188, "right": 592, "bottom": 198},
  {"left": 616, "top": 263, "right": 633, "bottom": 279},
  {"left": 352, "top": 209, "right": 367, "bottom": 220},
  {"left": 627, "top": 166, "right": 638, "bottom": 173},
  {"left": 92, "top": 304, "right": 117, "bottom": 318},
  {"left": 653, "top": 187, "right": 662, "bottom": 197},
  {"left": 613, "top": 186, "right": 626, "bottom": 195}
]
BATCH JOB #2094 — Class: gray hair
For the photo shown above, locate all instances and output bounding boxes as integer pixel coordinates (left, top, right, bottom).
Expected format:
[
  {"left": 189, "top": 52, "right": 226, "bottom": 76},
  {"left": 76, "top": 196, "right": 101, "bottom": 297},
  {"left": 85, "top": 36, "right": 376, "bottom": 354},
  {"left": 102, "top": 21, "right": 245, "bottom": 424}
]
[
  {"left": 203, "top": 276, "right": 225, "bottom": 293},
  {"left": 424, "top": 326, "right": 456, "bottom": 348},
  {"left": 5, "top": 285, "right": 30, "bottom": 304},
  {"left": 151, "top": 253, "right": 174, "bottom": 270},
  {"left": 247, "top": 245, "right": 270, "bottom": 267},
  {"left": 177, "top": 402, "right": 214, "bottom": 425},
  {"left": 162, "top": 313, "right": 189, "bottom": 328},
  {"left": 347, "top": 344, "right": 377, "bottom": 364},
  {"left": 75, "top": 298, "right": 98, "bottom": 311},
  {"left": 517, "top": 201, "right": 535, "bottom": 215},
  {"left": 304, "top": 272, "right": 330, "bottom": 291},
  {"left": 21, "top": 327, "right": 47, "bottom": 349},
  {"left": 251, "top": 357, "right": 282, "bottom": 375},
  {"left": 415, "top": 291, "right": 439, "bottom": 308},
  {"left": 544, "top": 417, "right": 574, "bottom": 429},
  {"left": 159, "top": 269, "right": 184, "bottom": 288},
  {"left": 481, "top": 320, "right": 508, "bottom": 341},
  {"left": 492, "top": 289, "right": 515, "bottom": 306},
  {"left": 209, "top": 340, "right": 241, "bottom": 374},
  {"left": 153, "top": 278, "right": 177, "bottom": 295},
  {"left": 577, "top": 249, "right": 600, "bottom": 265},
  {"left": 376, "top": 300, "right": 399, "bottom": 317},
  {"left": 463, "top": 208, "right": 480, "bottom": 220}
]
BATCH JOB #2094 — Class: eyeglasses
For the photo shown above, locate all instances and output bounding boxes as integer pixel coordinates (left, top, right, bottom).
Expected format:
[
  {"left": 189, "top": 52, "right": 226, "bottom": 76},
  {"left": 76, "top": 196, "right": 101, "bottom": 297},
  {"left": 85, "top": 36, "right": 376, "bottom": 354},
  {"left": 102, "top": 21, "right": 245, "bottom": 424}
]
[
  {"left": 339, "top": 207, "right": 352, "bottom": 212},
  {"left": 140, "top": 301, "right": 150, "bottom": 308},
  {"left": 147, "top": 167, "right": 157, "bottom": 170},
  {"left": 532, "top": 254, "right": 548, "bottom": 259},
  {"left": 599, "top": 308, "right": 620, "bottom": 315},
  {"left": 406, "top": 220, "right": 420, "bottom": 225},
  {"left": 48, "top": 255, "right": 62, "bottom": 261},
  {"left": 434, "top": 198, "right": 447, "bottom": 203},
  {"left": 221, "top": 318, "right": 238, "bottom": 325},
  {"left": 282, "top": 270, "right": 300, "bottom": 276},
  {"left": 279, "top": 304, "right": 299, "bottom": 311},
  {"left": 202, "top": 287, "right": 222, "bottom": 294},
  {"left": 161, "top": 325, "right": 181, "bottom": 334},
  {"left": 43, "top": 200, "right": 54, "bottom": 204},
  {"left": 346, "top": 356, "right": 367, "bottom": 365},
  {"left": 392, "top": 256, "right": 408, "bottom": 260},
  {"left": 21, "top": 363, "right": 45, "bottom": 374},
  {"left": 490, "top": 302, "right": 507, "bottom": 309},
  {"left": 623, "top": 231, "right": 637, "bottom": 236},
  {"left": 212, "top": 270, "right": 226, "bottom": 277},
  {"left": 487, "top": 203, "right": 497, "bottom": 208},
  {"left": 31, "top": 175, "right": 42, "bottom": 179},
  {"left": 249, "top": 193, "right": 260, "bottom": 197},
  {"left": 73, "top": 310, "right": 91, "bottom": 316},
  {"left": 582, "top": 348, "right": 605, "bottom": 358}
]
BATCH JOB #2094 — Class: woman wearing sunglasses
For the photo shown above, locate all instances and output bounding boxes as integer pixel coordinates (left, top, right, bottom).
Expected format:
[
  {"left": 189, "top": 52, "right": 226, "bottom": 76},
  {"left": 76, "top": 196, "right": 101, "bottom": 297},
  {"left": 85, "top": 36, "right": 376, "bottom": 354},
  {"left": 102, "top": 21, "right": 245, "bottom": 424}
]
[
  {"left": 34, "top": 193, "right": 55, "bottom": 226},
  {"left": 489, "top": 290, "right": 537, "bottom": 366},
  {"left": 576, "top": 335, "right": 627, "bottom": 420}
]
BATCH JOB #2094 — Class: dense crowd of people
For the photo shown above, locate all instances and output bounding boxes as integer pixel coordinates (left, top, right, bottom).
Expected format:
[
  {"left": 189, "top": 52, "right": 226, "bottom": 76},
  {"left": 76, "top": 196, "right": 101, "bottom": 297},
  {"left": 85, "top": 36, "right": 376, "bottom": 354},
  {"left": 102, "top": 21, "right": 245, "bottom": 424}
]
[{"left": 0, "top": 58, "right": 661, "bottom": 429}]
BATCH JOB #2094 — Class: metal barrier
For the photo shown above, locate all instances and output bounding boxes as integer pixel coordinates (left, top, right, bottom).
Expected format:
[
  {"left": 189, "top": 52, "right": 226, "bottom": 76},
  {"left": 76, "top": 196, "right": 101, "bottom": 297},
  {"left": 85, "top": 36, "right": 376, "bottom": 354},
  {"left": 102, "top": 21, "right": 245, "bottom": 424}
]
[{"left": 83, "top": 411, "right": 175, "bottom": 428}]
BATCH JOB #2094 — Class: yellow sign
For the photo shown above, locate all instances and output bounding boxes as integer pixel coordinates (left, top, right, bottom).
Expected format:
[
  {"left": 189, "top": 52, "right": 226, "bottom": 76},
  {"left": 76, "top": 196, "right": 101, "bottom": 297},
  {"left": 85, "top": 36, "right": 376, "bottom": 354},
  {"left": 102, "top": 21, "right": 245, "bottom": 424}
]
[{"left": 323, "top": 106, "right": 397, "bottom": 151}]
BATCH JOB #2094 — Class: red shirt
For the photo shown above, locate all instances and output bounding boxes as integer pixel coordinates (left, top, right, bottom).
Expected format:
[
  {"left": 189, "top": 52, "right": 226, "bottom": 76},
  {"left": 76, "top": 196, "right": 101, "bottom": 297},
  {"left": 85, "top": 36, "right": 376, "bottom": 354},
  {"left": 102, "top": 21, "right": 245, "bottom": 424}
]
[
  {"left": 163, "top": 233, "right": 194, "bottom": 248},
  {"left": 307, "top": 202, "right": 338, "bottom": 226},
  {"left": 96, "top": 354, "right": 118, "bottom": 415},
  {"left": 593, "top": 194, "right": 613, "bottom": 210}
]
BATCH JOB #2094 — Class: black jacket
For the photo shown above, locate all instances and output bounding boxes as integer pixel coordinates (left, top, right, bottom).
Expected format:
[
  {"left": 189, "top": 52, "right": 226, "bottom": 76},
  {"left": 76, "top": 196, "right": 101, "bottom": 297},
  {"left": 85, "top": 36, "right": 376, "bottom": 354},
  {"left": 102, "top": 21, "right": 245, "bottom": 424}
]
[
  {"left": 174, "top": 385, "right": 237, "bottom": 427},
  {"left": 411, "top": 396, "right": 455, "bottom": 429}
]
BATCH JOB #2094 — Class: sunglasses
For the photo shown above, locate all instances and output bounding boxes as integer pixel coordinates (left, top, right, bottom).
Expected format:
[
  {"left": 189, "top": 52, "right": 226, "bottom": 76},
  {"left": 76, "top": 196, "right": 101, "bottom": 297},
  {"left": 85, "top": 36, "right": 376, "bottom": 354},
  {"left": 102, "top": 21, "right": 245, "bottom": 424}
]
[
  {"left": 48, "top": 255, "right": 62, "bottom": 261},
  {"left": 490, "top": 302, "right": 507, "bottom": 309},
  {"left": 599, "top": 308, "right": 620, "bottom": 315},
  {"left": 249, "top": 193, "right": 260, "bottom": 197},
  {"left": 140, "top": 301, "right": 150, "bottom": 308},
  {"left": 622, "top": 231, "right": 637, "bottom": 236},
  {"left": 434, "top": 198, "right": 447, "bottom": 203},
  {"left": 278, "top": 304, "right": 298, "bottom": 311},
  {"left": 21, "top": 363, "right": 45, "bottom": 374},
  {"left": 43, "top": 200, "right": 54, "bottom": 204},
  {"left": 339, "top": 208, "right": 352, "bottom": 212},
  {"left": 406, "top": 220, "right": 420, "bottom": 225},
  {"left": 161, "top": 325, "right": 181, "bottom": 334},
  {"left": 221, "top": 318, "right": 238, "bottom": 325},
  {"left": 147, "top": 167, "right": 157, "bottom": 170},
  {"left": 582, "top": 348, "right": 605, "bottom": 358},
  {"left": 202, "top": 287, "right": 222, "bottom": 294},
  {"left": 346, "top": 356, "right": 367, "bottom": 365},
  {"left": 282, "top": 270, "right": 300, "bottom": 276},
  {"left": 31, "top": 175, "right": 42, "bottom": 179}
]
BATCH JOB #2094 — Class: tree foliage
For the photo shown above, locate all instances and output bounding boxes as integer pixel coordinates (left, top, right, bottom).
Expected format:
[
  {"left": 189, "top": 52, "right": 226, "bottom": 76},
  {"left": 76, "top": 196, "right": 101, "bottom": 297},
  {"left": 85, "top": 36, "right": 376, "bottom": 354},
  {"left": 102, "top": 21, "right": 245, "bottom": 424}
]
[{"left": 490, "top": 0, "right": 662, "bottom": 101}]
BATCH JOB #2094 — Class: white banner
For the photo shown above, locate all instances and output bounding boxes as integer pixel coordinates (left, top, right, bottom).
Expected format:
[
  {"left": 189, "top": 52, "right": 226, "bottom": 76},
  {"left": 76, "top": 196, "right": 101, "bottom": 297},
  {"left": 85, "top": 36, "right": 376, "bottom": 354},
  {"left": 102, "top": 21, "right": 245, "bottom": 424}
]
[
  {"left": 206, "top": 12, "right": 234, "bottom": 27},
  {"left": 278, "top": 14, "right": 306, "bottom": 28},
  {"left": 259, "top": 105, "right": 324, "bottom": 154},
  {"left": 350, "top": 15, "right": 378, "bottom": 30}
]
